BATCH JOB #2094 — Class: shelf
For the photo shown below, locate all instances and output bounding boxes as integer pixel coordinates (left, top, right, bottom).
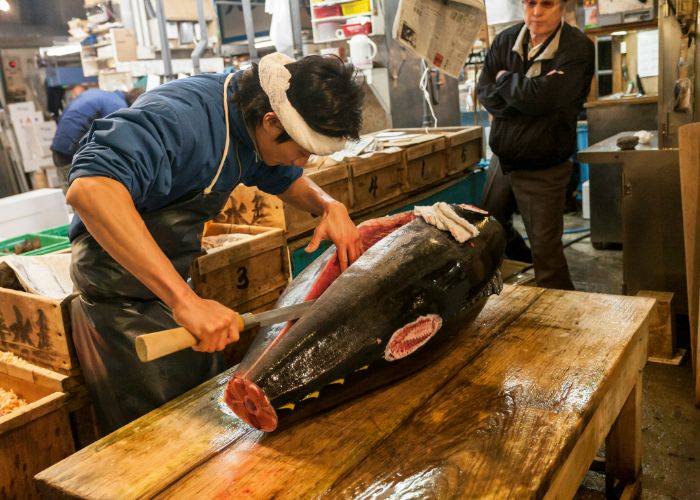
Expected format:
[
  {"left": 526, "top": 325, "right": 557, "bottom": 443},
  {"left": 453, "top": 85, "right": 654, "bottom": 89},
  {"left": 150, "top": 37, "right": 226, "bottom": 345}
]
[
  {"left": 584, "top": 19, "right": 657, "bottom": 36},
  {"left": 316, "top": 32, "right": 378, "bottom": 44},
  {"left": 312, "top": 12, "right": 372, "bottom": 23},
  {"left": 312, "top": 0, "right": 364, "bottom": 6}
]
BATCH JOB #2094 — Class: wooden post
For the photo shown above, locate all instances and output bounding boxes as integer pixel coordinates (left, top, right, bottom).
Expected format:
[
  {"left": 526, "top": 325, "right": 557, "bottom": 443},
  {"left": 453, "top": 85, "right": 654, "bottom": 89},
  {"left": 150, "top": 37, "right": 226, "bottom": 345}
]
[
  {"left": 606, "top": 380, "right": 643, "bottom": 499},
  {"left": 678, "top": 123, "right": 700, "bottom": 406},
  {"left": 636, "top": 291, "right": 685, "bottom": 365}
]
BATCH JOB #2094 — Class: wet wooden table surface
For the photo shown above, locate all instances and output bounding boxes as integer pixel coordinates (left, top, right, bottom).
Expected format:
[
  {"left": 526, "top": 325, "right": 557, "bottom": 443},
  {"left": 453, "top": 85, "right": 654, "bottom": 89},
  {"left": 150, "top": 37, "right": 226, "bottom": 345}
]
[{"left": 36, "top": 285, "right": 654, "bottom": 499}]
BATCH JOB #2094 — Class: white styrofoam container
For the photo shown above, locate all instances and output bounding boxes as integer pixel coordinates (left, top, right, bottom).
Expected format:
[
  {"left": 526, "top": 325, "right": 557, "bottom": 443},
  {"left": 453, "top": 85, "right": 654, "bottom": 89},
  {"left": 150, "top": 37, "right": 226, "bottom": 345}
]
[
  {"left": 0, "top": 189, "right": 70, "bottom": 240},
  {"left": 582, "top": 180, "right": 590, "bottom": 220}
]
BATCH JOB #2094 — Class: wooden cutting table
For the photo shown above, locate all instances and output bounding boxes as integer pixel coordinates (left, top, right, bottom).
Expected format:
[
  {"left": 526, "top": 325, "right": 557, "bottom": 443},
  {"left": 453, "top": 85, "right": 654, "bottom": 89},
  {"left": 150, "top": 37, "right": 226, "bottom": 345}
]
[{"left": 36, "top": 286, "right": 654, "bottom": 498}]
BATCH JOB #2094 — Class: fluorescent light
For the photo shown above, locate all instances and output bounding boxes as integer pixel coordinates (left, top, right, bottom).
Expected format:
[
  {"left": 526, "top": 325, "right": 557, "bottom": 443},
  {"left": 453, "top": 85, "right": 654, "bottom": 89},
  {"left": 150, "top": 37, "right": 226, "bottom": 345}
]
[
  {"left": 611, "top": 31, "right": 628, "bottom": 36},
  {"left": 42, "top": 44, "right": 83, "bottom": 57},
  {"left": 0, "top": 0, "right": 10, "bottom": 13}
]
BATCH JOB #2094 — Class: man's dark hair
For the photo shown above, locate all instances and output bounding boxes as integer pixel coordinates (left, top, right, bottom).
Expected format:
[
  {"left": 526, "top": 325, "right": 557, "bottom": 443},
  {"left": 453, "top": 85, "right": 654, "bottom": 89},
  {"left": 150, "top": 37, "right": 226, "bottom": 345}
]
[
  {"left": 234, "top": 55, "right": 363, "bottom": 144},
  {"left": 125, "top": 88, "right": 145, "bottom": 106}
]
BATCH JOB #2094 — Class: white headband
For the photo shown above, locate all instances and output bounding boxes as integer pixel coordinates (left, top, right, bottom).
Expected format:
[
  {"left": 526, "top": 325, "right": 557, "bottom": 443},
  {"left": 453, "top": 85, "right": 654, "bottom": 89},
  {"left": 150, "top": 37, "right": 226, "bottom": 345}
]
[{"left": 258, "top": 52, "right": 347, "bottom": 156}]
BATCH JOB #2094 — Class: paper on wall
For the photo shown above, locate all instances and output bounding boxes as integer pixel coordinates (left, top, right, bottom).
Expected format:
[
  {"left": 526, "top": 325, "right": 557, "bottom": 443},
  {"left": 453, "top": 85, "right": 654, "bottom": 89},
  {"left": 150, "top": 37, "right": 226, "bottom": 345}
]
[
  {"left": 392, "top": 0, "right": 486, "bottom": 78},
  {"left": 9, "top": 107, "right": 42, "bottom": 173},
  {"left": 26, "top": 120, "right": 56, "bottom": 172},
  {"left": 637, "top": 29, "right": 659, "bottom": 78}
]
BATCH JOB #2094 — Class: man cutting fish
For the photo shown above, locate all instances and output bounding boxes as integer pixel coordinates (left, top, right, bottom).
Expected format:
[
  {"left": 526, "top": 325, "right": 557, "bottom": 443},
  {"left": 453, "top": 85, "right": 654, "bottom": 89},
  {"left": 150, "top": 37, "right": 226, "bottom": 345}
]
[{"left": 65, "top": 53, "right": 364, "bottom": 432}]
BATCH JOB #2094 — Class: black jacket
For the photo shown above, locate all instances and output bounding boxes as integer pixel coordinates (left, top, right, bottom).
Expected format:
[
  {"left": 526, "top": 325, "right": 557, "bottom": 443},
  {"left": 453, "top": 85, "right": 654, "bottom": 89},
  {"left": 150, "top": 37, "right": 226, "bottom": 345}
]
[{"left": 477, "top": 22, "right": 595, "bottom": 172}]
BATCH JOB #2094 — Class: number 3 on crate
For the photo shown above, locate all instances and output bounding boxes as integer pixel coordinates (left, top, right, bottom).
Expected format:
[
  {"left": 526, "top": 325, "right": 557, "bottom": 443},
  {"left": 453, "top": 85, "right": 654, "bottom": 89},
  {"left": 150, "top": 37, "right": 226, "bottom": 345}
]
[{"left": 236, "top": 266, "right": 249, "bottom": 290}]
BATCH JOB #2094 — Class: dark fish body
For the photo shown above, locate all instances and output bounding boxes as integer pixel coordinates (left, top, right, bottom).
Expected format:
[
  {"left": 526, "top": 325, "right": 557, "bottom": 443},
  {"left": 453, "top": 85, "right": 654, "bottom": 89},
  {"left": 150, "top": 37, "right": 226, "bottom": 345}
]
[{"left": 226, "top": 205, "right": 506, "bottom": 431}]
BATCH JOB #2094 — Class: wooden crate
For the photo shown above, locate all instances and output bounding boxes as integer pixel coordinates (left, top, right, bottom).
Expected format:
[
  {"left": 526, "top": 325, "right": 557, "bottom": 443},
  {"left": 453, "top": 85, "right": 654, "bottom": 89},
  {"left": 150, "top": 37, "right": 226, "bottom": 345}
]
[
  {"left": 678, "top": 123, "right": 700, "bottom": 405},
  {"left": 400, "top": 126, "right": 483, "bottom": 175},
  {"left": 348, "top": 150, "right": 404, "bottom": 212},
  {"left": 236, "top": 285, "right": 285, "bottom": 315},
  {"left": 191, "top": 224, "right": 291, "bottom": 311},
  {"left": 400, "top": 134, "right": 448, "bottom": 193},
  {"left": 0, "top": 359, "right": 75, "bottom": 497},
  {"left": 284, "top": 163, "right": 352, "bottom": 239},
  {"left": 0, "top": 289, "right": 77, "bottom": 375}
]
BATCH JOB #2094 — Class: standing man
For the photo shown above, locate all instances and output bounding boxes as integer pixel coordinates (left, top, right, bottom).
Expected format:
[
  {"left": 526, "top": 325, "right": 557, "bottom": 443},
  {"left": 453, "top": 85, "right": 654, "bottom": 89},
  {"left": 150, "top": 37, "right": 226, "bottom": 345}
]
[
  {"left": 477, "top": 0, "right": 594, "bottom": 289},
  {"left": 66, "top": 53, "right": 364, "bottom": 432}
]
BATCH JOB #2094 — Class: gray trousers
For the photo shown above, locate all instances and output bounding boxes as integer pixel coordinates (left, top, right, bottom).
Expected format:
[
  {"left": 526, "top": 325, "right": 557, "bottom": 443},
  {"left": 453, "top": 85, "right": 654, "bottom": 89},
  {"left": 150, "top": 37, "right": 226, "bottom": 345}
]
[{"left": 482, "top": 156, "right": 574, "bottom": 290}]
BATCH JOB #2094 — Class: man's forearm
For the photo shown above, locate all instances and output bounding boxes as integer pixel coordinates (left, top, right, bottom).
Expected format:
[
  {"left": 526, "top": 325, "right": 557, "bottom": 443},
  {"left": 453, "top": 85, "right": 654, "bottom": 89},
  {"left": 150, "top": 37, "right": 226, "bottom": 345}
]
[
  {"left": 278, "top": 175, "right": 340, "bottom": 216},
  {"left": 66, "top": 176, "right": 196, "bottom": 310}
]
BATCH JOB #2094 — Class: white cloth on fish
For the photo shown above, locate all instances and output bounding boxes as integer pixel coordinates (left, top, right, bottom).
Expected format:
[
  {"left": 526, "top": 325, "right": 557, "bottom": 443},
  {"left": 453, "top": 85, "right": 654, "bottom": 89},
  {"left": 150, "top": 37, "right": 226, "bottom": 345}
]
[
  {"left": 258, "top": 52, "right": 347, "bottom": 156},
  {"left": 413, "top": 202, "right": 479, "bottom": 243}
]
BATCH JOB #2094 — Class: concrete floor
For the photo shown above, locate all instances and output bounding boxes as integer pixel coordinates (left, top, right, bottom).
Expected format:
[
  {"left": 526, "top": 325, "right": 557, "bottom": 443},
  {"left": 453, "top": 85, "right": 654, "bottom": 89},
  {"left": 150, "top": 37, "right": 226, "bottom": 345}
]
[{"left": 509, "top": 214, "right": 700, "bottom": 499}]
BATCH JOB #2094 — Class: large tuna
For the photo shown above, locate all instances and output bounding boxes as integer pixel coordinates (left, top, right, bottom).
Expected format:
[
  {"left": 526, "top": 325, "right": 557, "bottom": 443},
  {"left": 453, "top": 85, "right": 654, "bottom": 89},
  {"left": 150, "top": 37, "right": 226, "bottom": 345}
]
[{"left": 225, "top": 204, "right": 506, "bottom": 431}]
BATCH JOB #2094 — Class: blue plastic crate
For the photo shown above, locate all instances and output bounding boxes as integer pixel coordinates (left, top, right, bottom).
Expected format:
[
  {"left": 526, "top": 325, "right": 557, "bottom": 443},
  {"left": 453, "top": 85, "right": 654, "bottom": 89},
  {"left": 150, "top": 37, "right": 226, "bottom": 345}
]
[{"left": 575, "top": 122, "right": 589, "bottom": 200}]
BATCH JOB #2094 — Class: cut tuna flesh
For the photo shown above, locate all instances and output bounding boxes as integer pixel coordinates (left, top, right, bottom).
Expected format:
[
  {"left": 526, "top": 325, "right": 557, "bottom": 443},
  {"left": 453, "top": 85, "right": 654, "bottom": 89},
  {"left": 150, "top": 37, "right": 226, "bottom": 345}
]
[
  {"left": 385, "top": 314, "right": 443, "bottom": 362},
  {"left": 305, "top": 211, "right": 416, "bottom": 302}
]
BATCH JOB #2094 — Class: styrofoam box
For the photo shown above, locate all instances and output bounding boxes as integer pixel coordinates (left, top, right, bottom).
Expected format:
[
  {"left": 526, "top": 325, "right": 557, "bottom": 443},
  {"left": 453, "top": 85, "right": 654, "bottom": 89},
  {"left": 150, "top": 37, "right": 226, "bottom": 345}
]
[{"left": 0, "top": 189, "right": 70, "bottom": 240}]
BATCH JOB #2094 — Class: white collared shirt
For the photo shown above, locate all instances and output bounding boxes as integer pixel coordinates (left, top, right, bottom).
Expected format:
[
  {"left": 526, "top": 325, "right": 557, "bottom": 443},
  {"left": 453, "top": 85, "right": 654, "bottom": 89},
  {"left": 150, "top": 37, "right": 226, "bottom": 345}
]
[{"left": 512, "top": 21, "right": 564, "bottom": 77}]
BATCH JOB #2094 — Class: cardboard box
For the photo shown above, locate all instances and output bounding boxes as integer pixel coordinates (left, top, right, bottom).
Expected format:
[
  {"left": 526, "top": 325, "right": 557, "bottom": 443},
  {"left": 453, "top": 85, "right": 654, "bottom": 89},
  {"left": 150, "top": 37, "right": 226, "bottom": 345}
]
[{"left": 110, "top": 28, "right": 137, "bottom": 62}]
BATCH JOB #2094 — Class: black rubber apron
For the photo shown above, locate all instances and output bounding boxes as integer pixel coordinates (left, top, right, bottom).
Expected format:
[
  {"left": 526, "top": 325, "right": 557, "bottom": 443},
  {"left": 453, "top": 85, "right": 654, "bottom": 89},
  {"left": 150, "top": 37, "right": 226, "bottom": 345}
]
[{"left": 70, "top": 73, "right": 238, "bottom": 433}]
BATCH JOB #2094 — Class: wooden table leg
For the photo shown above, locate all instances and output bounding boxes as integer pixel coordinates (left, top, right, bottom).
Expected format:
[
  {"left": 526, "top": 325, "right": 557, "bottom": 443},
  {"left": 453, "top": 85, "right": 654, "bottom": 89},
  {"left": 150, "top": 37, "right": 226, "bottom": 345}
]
[{"left": 605, "top": 378, "right": 642, "bottom": 499}]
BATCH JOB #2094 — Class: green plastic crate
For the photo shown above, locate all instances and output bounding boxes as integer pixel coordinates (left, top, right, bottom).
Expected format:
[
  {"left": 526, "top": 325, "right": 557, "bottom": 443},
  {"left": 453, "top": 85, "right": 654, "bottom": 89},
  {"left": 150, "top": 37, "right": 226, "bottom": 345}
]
[
  {"left": 39, "top": 224, "right": 70, "bottom": 238},
  {"left": 0, "top": 233, "right": 70, "bottom": 256}
]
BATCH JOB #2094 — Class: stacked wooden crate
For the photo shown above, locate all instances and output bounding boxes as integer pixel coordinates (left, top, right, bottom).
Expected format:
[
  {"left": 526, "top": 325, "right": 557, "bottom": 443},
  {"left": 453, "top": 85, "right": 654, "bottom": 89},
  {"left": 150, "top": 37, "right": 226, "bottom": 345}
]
[
  {"left": 0, "top": 286, "right": 97, "bottom": 497},
  {"left": 281, "top": 126, "right": 483, "bottom": 240}
]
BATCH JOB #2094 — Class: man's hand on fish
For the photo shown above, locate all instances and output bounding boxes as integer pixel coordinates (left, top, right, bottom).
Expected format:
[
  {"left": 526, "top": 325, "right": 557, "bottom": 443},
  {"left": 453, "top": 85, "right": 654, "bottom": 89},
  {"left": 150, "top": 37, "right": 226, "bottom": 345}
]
[
  {"left": 172, "top": 294, "right": 241, "bottom": 353},
  {"left": 277, "top": 176, "right": 363, "bottom": 272},
  {"left": 306, "top": 201, "right": 363, "bottom": 272}
]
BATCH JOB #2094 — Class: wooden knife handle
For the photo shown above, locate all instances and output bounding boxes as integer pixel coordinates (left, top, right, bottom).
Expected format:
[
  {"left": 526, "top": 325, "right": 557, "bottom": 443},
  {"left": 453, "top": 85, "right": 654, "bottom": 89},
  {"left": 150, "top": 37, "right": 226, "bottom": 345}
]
[{"left": 135, "top": 314, "right": 245, "bottom": 362}]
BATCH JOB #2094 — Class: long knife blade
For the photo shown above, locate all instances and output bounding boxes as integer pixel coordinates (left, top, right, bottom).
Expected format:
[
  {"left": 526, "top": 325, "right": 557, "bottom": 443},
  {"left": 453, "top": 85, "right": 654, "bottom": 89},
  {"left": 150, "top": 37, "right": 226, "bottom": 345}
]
[{"left": 240, "top": 300, "right": 315, "bottom": 329}]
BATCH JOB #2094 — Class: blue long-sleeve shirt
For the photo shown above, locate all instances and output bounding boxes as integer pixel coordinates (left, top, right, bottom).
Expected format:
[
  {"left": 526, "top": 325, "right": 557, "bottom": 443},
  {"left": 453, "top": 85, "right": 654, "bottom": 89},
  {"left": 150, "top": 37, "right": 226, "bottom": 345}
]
[
  {"left": 51, "top": 89, "right": 127, "bottom": 157},
  {"left": 68, "top": 72, "right": 303, "bottom": 240}
]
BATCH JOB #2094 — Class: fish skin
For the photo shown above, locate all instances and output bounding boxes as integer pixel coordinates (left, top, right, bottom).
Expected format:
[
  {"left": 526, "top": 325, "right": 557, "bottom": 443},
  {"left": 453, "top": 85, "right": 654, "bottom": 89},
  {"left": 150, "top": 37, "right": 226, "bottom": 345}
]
[{"left": 227, "top": 205, "right": 506, "bottom": 431}]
